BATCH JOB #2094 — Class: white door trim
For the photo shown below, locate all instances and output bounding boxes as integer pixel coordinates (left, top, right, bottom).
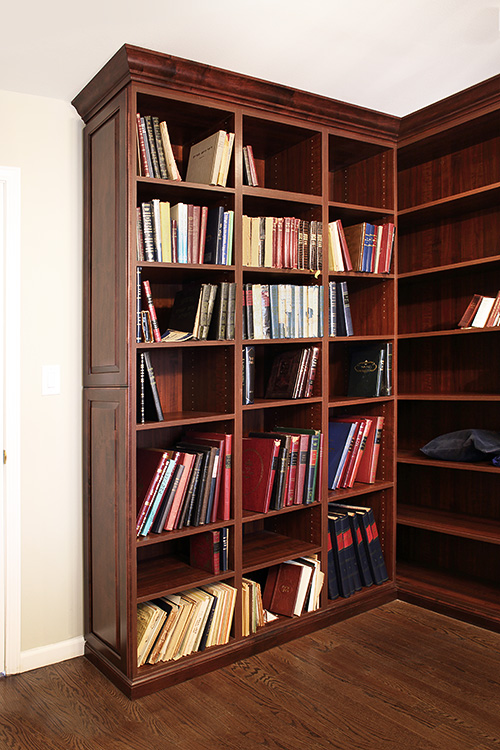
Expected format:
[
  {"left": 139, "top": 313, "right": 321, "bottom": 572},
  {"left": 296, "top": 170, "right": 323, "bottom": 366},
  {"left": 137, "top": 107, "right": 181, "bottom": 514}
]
[{"left": 0, "top": 166, "right": 21, "bottom": 675}]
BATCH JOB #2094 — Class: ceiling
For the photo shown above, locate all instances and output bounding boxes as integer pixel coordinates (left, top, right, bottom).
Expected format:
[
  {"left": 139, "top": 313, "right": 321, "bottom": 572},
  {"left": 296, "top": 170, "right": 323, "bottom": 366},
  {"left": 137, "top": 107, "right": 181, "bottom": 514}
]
[{"left": 3, "top": 0, "right": 500, "bottom": 117}]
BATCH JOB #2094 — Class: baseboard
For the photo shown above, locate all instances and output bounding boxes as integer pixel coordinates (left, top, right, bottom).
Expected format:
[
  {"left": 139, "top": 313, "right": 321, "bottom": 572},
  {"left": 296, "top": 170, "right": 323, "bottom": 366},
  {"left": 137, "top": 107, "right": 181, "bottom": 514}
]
[{"left": 19, "top": 636, "right": 85, "bottom": 674}]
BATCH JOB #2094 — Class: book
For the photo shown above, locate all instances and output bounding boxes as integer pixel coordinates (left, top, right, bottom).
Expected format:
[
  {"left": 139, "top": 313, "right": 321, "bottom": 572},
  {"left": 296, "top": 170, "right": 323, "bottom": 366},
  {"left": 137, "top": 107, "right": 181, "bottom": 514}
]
[
  {"left": 159, "top": 120, "right": 182, "bottom": 181},
  {"left": 190, "top": 529, "right": 221, "bottom": 574},
  {"left": 137, "top": 352, "right": 164, "bottom": 423},
  {"left": 136, "top": 449, "right": 171, "bottom": 535},
  {"left": 328, "top": 421, "right": 357, "bottom": 490},
  {"left": 243, "top": 345, "right": 255, "bottom": 405},
  {"left": 186, "top": 130, "right": 227, "bottom": 185},
  {"left": 262, "top": 562, "right": 303, "bottom": 617},
  {"left": 356, "top": 416, "right": 384, "bottom": 483},
  {"left": 242, "top": 437, "right": 280, "bottom": 513},
  {"left": 265, "top": 349, "right": 304, "bottom": 399},
  {"left": 347, "top": 343, "right": 387, "bottom": 397},
  {"left": 471, "top": 296, "right": 496, "bottom": 327},
  {"left": 185, "top": 431, "right": 232, "bottom": 521},
  {"left": 331, "top": 503, "right": 389, "bottom": 585}
]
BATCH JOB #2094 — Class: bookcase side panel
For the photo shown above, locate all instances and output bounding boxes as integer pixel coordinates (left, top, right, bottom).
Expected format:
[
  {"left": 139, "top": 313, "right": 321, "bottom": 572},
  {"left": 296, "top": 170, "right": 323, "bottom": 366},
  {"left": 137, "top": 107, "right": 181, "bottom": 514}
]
[
  {"left": 84, "top": 92, "right": 129, "bottom": 387},
  {"left": 84, "top": 387, "right": 130, "bottom": 671}
]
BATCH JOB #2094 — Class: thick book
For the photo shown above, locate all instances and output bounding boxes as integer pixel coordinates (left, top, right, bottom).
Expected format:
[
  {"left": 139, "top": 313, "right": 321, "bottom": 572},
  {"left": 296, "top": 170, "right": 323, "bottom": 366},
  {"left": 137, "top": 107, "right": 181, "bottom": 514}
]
[
  {"left": 190, "top": 530, "right": 221, "bottom": 574},
  {"left": 265, "top": 349, "right": 304, "bottom": 399},
  {"left": 262, "top": 562, "right": 303, "bottom": 617},
  {"left": 332, "top": 503, "right": 389, "bottom": 585},
  {"left": 347, "top": 343, "right": 386, "bottom": 397},
  {"left": 242, "top": 437, "right": 280, "bottom": 513},
  {"left": 186, "top": 130, "right": 227, "bottom": 185}
]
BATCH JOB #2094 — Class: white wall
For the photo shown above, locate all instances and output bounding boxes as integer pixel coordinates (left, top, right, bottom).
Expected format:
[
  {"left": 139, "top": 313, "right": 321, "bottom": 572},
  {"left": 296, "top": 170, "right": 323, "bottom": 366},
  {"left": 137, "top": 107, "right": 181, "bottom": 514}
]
[{"left": 0, "top": 89, "right": 83, "bottom": 666}]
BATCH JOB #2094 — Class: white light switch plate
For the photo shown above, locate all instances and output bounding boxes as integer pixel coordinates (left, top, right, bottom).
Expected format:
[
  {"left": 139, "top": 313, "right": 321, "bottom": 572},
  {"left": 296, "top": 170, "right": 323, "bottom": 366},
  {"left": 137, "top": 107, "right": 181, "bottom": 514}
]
[{"left": 42, "top": 365, "right": 60, "bottom": 395}]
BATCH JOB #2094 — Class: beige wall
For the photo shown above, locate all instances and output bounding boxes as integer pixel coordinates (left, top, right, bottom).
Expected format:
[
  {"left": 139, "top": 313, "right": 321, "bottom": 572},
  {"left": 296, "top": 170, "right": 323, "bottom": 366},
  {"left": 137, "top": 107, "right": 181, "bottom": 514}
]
[{"left": 0, "top": 89, "right": 83, "bottom": 655}]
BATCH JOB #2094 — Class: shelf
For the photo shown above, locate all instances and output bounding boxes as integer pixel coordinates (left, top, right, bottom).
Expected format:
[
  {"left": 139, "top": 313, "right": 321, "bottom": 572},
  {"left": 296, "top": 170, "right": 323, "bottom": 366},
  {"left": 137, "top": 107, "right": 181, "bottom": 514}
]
[
  {"left": 398, "top": 182, "right": 500, "bottom": 224},
  {"left": 328, "top": 480, "right": 394, "bottom": 503},
  {"left": 397, "top": 562, "right": 500, "bottom": 629},
  {"left": 398, "top": 393, "right": 500, "bottom": 401},
  {"left": 242, "top": 502, "right": 320, "bottom": 523},
  {"left": 397, "top": 504, "right": 500, "bottom": 545},
  {"left": 137, "top": 412, "right": 236, "bottom": 430},
  {"left": 397, "top": 254, "right": 500, "bottom": 280},
  {"left": 397, "top": 449, "right": 500, "bottom": 474},
  {"left": 242, "top": 185, "right": 323, "bottom": 205},
  {"left": 397, "top": 327, "right": 500, "bottom": 340},
  {"left": 137, "top": 555, "right": 234, "bottom": 602},
  {"left": 136, "top": 519, "right": 235, "bottom": 548},
  {"left": 242, "top": 531, "right": 320, "bottom": 574}
]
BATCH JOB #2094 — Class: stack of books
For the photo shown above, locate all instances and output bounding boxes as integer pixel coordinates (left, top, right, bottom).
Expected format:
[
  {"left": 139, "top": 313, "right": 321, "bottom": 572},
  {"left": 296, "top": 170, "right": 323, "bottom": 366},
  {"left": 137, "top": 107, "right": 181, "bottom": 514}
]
[
  {"left": 243, "top": 283, "right": 323, "bottom": 340},
  {"left": 137, "top": 581, "right": 237, "bottom": 665},
  {"left": 242, "top": 427, "right": 322, "bottom": 512},
  {"left": 135, "top": 432, "right": 232, "bottom": 537},
  {"left": 328, "top": 416, "right": 384, "bottom": 490},
  {"left": 327, "top": 503, "right": 388, "bottom": 599},
  {"left": 242, "top": 216, "right": 322, "bottom": 270},
  {"left": 137, "top": 200, "right": 234, "bottom": 265}
]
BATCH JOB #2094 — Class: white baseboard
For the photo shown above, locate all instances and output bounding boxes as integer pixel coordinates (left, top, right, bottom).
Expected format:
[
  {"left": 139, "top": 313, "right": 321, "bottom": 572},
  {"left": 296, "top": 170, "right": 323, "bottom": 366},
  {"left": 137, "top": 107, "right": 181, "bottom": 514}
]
[{"left": 19, "top": 636, "right": 85, "bottom": 674}]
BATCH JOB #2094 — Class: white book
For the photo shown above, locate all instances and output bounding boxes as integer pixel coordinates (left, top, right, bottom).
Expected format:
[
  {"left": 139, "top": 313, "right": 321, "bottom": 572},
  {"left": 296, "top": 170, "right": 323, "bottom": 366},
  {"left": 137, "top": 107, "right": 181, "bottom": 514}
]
[{"left": 471, "top": 296, "right": 495, "bottom": 327}]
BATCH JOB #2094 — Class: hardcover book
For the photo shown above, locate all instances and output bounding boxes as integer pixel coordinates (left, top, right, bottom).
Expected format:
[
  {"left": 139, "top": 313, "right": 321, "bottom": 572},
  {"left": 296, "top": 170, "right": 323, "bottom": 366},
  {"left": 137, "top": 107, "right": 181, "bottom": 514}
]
[
  {"left": 186, "top": 130, "right": 227, "bottom": 185},
  {"left": 242, "top": 437, "right": 280, "bottom": 513}
]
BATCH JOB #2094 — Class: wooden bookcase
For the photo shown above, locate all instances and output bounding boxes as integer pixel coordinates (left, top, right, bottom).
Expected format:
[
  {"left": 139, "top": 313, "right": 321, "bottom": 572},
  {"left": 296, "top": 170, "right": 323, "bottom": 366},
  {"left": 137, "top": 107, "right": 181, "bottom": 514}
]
[
  {"left": 73, "top": 45, "right": 398, "bottom": 698},
  {"left": 396, "top": 80, "right": 500, "bottom": 632}
]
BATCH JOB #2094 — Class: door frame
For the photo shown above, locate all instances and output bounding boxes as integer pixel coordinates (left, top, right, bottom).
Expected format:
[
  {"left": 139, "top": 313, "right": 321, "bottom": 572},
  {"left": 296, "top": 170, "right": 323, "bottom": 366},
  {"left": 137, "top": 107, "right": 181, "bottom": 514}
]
[{"left": 0, "top": 166, "right": 21, "bottom": 675}]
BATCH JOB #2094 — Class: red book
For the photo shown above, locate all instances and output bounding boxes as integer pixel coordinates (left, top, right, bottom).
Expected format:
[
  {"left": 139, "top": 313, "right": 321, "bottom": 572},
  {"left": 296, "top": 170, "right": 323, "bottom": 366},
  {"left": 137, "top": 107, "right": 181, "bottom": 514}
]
[
  {"left": 164, "top": 451, "right": 196, "bottom": 531},
  {"left": 190, "top": 529, "right": 221, "bottom": 574},
  {"left": 136, "top": 449, "right": 170, "bottom": 535},
  {"left": 242, "top": 437, "right": 280, "bottom": 513},
  {"left": 336, "top": 220, "right": 353, "bottom": 271},
  {"left": 334, "top": 417, "right": 372, "bottom": 488},
  {"left": 262, "top": 562, "right": 302, "bottom": 617},
  {"left": 294, "top": 434, "right": 310, "bottom": 504},
  {"left": 357, "top": 416, "right": 384, "bottom": 483},
  {"left": 142, "top": 280, "right": 161, "bottom": 342}
]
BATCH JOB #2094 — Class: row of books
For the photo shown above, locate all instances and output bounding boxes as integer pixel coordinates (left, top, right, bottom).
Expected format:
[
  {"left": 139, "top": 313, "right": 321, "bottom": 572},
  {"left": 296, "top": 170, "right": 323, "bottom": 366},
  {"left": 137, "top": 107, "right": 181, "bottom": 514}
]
[
  {"left": 328, "top": 415, "right": 384, "bottom": 490},
  {"left": 328, "top": 219, "right": 395, "bottom": 274},
  {"left": 242, "top": 345, "right": 320, "bottom": 405},
  {"left": 137, "top": 116, "right": 234, "bottom": 188},
  {"left": 136, "top": 114, "right": 182, "bottom": 181},
  {"left": 458, "top": 291, "right": 500, "bottom": 329},
  {"left": 347, "top": 342, "right": 393, "bottom": 397},
  {"left": 261, "top": 556, "right": 324, "bottom": 617},
  {"left": 137, "top": 581, "right": 237, "bottom": 666},
  {"left": 137, "top": 201, "right": 234, "bottom": 265},
  {"left": 135, "top": 432, "right": 232, "bottom": 536},
  {"left": 242, "top": 428, "right": 322, "bottom": 513},
  {"left": 329, "top": 281, "right": 353, "bottom": 337},
  {"left": 327, "top": 503, "right": 388, "bottom": 600},
  {"left": 137, "top": 274, "right": 237, "bottom": 343},
  {"left": 242, "top": 216, "right": 323, "bottom": 271},
  {"left": 243, "top": 283, "right": 323, "bottom": 340}
]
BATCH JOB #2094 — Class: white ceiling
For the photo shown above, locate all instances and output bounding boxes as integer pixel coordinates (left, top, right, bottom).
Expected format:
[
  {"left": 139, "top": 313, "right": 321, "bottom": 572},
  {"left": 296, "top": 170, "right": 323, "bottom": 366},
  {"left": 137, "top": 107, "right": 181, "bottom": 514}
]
[{"left": 3, "top": 0, "right": 500, "bottom": 117}]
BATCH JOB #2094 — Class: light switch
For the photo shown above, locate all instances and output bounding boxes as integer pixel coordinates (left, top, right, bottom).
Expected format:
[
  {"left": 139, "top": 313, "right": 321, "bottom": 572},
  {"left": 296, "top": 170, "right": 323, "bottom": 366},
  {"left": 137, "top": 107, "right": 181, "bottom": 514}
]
[{"left": 42, "top": 365, "right": 60, "bottom": 395}]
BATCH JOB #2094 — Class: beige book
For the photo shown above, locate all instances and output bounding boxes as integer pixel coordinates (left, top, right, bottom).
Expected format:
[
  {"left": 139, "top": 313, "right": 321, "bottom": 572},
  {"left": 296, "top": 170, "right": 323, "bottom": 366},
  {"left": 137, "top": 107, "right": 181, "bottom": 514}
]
[
  {"left": 186, "top": 130, "right": 227, "bottom": 185},
  {"left": 159, "top": 121, "right": 181, "bottom": 181}
]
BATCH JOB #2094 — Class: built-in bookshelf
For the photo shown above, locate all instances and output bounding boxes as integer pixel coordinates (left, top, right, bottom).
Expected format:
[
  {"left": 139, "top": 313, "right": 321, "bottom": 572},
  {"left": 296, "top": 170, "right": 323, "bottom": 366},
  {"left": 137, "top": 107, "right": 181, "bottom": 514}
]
[
  {"left": 74, "top": 45, "right": 398, "bottom": 698},
  {"left": 396, "top": 86, "right": 500, "bottom": 632}
]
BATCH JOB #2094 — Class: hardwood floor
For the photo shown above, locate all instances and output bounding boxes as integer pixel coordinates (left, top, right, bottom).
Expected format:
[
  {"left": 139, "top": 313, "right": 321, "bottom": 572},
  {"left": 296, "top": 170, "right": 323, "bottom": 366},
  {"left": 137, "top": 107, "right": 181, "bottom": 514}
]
[{"left": 1, "top": 601, "right": 500, "bottom": 750}]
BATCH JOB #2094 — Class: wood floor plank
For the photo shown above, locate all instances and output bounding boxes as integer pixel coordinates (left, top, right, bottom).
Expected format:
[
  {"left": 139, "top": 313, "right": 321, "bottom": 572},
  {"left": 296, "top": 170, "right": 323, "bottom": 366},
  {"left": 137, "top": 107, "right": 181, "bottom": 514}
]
[{"left": 1, "top": 602, "right": 500, "bottom": 750}]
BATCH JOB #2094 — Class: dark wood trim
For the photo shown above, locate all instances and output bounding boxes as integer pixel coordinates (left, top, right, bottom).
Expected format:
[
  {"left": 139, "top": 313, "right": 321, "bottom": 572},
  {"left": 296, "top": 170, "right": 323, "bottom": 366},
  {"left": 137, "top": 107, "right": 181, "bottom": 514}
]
[{"left": 72, "top": 44, "right": 400, "bottom": 141}]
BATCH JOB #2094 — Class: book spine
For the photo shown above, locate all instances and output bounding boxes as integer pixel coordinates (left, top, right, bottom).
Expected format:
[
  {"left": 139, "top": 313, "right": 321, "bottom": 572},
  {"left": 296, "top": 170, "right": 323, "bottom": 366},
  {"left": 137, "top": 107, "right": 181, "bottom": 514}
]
[{"left": 142, "top": 280, "right": 162, "bottom": 342}]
